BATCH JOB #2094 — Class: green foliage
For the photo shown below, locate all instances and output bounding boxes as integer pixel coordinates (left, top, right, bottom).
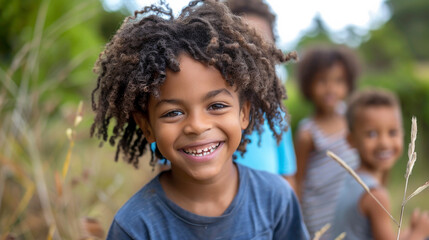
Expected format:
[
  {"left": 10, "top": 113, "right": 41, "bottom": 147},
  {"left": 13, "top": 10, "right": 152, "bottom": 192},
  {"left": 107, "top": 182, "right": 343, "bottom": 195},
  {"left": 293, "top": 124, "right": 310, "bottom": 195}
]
[
  {"left": 0, "top": 0, "right": 127, "bottom": 238},
  {"left": 387, "top": 0, "right": 429, "bottom": 60},
  {"left": 294, "top": 15, "right": 333, "bottom": 54},
  {"left": 359, "top": 22, "right": 413, "bottom": 71},
  {"left": 284, "top": 80, "right": 312, "bottom": 133}
]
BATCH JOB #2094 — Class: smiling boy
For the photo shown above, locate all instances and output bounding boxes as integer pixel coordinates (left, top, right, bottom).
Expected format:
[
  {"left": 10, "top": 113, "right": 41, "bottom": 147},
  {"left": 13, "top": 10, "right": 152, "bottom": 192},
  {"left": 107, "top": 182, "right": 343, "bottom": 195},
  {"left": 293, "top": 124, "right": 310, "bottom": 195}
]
[{"left": 90, "top": 1, "right": 308, "bottom": 239}]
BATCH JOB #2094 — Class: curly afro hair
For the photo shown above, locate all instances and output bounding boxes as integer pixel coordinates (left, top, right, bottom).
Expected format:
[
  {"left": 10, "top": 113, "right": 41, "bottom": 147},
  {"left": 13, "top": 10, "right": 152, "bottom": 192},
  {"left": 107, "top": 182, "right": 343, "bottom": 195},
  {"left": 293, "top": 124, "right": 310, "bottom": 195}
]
[
  {"left": 346, "top": 88, "right": 401, "bottom": 131},
  {"left": 91, "top": 0, "right": 296, "bottom": 168}
]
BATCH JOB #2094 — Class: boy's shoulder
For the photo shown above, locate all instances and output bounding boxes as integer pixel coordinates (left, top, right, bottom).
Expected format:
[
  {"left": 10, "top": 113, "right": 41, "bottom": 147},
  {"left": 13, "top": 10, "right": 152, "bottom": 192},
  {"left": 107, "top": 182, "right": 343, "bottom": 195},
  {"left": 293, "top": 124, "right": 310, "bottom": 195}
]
[
  {"left": 238, "top": 164, "right": 309, "bottom": 239},
  {"left": 241, "top": 163, "right": 289, "bottom": 187},
  {"left": 112, "top": 176, "right": 162, "bottom": 229},
  {"left": 238, "top": 163, "right": 294, "bottom": 202}
]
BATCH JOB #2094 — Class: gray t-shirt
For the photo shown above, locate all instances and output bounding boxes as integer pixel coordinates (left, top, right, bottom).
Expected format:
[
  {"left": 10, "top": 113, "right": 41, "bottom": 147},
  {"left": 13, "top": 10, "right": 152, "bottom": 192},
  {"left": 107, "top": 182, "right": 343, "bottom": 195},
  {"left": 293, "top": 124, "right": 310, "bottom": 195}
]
[
  {"left": 331, "top": 172, "right": 379, "bottom": 240},
  {"left": 107, "top": 163, "right": 309, "bottom": 240}
]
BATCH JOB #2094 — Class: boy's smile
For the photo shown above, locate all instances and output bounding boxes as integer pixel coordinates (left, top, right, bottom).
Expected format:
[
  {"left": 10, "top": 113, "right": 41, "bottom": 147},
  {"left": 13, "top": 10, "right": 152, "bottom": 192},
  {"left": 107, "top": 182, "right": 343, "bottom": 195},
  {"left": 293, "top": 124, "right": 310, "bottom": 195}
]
[
  {"left": 182, "top": 142, "right": 221, "bottom": 158},
  {"left": 135, "top": 54, "right": 250, "bottom": 182}
]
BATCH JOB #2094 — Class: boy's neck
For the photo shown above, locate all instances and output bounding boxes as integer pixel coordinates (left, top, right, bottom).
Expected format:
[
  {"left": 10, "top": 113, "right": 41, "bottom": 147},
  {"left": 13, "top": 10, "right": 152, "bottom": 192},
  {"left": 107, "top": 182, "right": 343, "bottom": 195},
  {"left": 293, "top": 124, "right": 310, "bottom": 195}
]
[
  {"left": 314, "top": 108, "right": 340, "bottom": 119},
  {"left": 357, "top": 166, "right": 384, "bottom": 184},
  {"left": 159, "top": 161, "right": 239, "bottom": 217}
]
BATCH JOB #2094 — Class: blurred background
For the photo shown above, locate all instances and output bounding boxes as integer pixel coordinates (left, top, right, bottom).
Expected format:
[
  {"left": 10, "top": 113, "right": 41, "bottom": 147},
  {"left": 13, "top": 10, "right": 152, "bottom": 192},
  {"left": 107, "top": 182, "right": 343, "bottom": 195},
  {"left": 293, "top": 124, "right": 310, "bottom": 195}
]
[{"left": 1, "top": 0, "right": 428, "bottom": 239}]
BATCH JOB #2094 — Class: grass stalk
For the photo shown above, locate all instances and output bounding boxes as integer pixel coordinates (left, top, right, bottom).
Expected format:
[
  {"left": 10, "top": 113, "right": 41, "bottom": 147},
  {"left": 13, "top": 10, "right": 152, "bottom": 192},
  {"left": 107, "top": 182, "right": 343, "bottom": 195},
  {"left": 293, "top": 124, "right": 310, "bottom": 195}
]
[
  {"left": 313, "top": 223, "right": 330, "bottom": 240},
  {"left": 62, "top": 135, "right": 75, "bottom": 180},
  {"left": 334, "top": 233, "right": 346, "bottom": 240},
  {"left": 0, "top": 155, "right": 35, "bottom": 238},
  {"left": 397, "top": 178, "right": 409, "bottom": 240},
  {"left": 397, "top": 117, "right": 418, "bottom": 240},
  {"left": 327, "top": 151, "right": 399, "bottom": 226}
]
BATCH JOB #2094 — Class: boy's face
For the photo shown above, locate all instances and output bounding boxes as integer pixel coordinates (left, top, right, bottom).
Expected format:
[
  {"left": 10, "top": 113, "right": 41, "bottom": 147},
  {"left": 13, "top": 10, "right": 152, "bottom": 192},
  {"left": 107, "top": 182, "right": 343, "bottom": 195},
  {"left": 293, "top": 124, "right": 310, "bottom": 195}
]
[
  {"left": 135, "top": 54, "right": 250, "bottom": 182},
  {"left": 310, "top": 62, "right": 348, "bottom": 113},
  {"left": 348, "top": 106, "right": 403, "bottom": 172}
]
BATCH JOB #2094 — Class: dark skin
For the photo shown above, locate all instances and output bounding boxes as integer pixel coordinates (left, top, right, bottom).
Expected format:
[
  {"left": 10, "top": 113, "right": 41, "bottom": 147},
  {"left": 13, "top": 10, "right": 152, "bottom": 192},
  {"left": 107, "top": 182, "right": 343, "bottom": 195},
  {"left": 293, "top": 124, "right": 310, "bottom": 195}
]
[{"left": 134, "top": 55, "right": 250, "bottom": 216}]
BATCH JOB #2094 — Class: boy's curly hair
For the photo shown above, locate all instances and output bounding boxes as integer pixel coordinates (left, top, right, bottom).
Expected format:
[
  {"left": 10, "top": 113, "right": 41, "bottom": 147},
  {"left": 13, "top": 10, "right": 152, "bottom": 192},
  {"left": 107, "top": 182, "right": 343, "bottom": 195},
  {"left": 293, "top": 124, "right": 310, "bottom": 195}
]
[
  {"left": 297, "top": 45, "right": 360, "bottom": 101},
  {"left": 346, "top": 88, "right": 401, "bottom": 131},
  {"left": 224, "top": 0, "right": 276, "bottom": 41},
  {"left": 91, "top": 0, "right": 296, "bottom": 168}
]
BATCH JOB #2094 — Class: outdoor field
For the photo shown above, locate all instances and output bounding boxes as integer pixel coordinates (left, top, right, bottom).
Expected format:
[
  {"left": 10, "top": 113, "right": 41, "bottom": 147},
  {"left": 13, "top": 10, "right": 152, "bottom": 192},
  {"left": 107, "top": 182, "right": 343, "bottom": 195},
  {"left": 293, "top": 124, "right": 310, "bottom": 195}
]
[{"left": 1, "top": 0, "right": 428, "bottom": 239}]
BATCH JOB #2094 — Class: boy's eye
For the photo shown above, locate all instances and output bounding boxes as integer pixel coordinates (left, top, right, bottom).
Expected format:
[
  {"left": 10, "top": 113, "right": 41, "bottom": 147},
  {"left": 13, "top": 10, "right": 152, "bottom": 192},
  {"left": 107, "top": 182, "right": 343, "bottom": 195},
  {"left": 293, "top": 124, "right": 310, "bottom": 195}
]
[
  {"left": 161, "top": 110, "right": 183, "bottom": 118},
  {"left": 208, "top": 103, "right": 228, "bottom": 111},
  {"left": 389, "top": 129, "right": 398, "bottom": 137},
  {"left": 366, "top": 130, "right": 378, "bottom": 138}
]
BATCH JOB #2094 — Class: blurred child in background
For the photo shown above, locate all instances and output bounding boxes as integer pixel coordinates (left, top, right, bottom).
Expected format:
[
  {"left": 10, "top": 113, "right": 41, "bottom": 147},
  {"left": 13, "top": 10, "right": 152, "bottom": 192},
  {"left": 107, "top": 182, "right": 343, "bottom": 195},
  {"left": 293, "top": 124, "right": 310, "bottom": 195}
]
[
  {"left": 294, "top": 45, "right": 360, "bottom": 238},
  {"left": 332, "top": 88, "right": 429, "bottom": 240},
  {"left": 226, "top": 0, "right": 297, "bottom": 188}
]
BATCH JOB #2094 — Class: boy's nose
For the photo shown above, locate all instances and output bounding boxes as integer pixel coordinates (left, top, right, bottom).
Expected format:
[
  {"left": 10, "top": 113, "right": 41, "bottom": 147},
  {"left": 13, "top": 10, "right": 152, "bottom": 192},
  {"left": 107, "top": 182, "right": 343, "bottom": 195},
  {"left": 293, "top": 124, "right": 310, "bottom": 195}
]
[
  {"left": 378, "top": 134, "right": 390, "bottom": 147},
  {"left": 183, "top": 112, "right": 211, "bottom": 135}
]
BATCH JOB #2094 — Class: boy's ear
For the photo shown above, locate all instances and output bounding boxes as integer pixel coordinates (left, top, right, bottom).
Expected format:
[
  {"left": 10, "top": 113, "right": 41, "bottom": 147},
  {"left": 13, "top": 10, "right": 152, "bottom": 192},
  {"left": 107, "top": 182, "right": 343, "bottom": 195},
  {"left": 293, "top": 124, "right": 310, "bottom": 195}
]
[
  {"left": 133, "top": 112, "right": 156, "bottom": 143},
  {"left": 240, "top": 101, "right": 251, "bottom": 130}
]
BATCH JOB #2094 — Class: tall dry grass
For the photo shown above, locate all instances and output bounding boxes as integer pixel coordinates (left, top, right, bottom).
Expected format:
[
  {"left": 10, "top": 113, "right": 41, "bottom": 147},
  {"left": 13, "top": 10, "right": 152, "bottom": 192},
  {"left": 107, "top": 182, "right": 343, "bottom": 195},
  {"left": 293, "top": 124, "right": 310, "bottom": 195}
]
[{"left": 0, "top": 1, "right": 157, "bottom": 239}]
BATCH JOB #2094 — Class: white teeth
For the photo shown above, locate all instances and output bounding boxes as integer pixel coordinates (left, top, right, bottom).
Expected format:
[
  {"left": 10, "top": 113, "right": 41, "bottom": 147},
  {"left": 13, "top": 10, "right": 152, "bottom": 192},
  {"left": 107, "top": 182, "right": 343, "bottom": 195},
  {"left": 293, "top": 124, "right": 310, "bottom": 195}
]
[
  {"left": 184, "top": 142, "right": 220, "bottom": 156},
  {"left": 376, "top": 150, "right": 393, "bottom": 159}
]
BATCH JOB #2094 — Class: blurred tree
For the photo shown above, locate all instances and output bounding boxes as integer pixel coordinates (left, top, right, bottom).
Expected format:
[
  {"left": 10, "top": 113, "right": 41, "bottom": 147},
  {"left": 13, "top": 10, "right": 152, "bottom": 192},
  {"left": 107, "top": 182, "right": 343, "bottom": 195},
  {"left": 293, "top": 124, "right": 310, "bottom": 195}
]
[
  {"left": 387, "top": 0, "right": 429, "bottom": 60},
  {"left": 0, "top": 0, "right": 39, "bottom": 62},
  {"left": 295, "top": 15, "right": 332, "bottom": 49},
  {"left": 359, "top": 22, "right": 412, "bottom": 71},
  {"left": 0, "top": 0, "right": 125, "bottom": 123}
]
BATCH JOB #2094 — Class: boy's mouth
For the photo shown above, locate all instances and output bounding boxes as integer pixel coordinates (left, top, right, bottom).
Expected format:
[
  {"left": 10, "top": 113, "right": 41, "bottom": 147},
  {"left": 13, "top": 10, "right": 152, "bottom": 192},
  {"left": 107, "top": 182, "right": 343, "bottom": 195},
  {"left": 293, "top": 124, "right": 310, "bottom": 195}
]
[
  {"left": 375, "top": 150, "right": 394, "bottom": 160},
  {"left": 182, "top": 142, "right": 221, "bottom": 157}
]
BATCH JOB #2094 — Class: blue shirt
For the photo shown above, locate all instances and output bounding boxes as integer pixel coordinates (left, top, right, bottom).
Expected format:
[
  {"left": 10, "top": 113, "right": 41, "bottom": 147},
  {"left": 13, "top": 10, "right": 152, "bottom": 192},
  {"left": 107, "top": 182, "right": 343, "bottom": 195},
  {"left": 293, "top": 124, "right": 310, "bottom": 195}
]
[
  {"left": 107, "top": 164, "right": 309, "bottom": 240},
  {"left": 234, "top": 121, "right": 296, "bottom": 175},
  {"left": 331, "top": 172, "right": 379, "bottom": 240}
]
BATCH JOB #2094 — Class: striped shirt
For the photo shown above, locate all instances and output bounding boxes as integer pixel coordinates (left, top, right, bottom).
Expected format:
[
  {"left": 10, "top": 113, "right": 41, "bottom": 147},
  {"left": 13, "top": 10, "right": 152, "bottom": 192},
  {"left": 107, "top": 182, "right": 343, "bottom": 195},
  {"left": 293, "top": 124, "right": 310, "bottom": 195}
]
[{"left": 298, "top": 118, "right": 359, "bottom": 239}]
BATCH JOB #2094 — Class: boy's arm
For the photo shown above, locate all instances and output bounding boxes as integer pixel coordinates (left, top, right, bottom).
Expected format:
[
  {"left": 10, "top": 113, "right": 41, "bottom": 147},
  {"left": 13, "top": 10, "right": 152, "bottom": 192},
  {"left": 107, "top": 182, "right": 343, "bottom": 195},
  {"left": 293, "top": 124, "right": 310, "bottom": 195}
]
[
  {"left": 294, "top": 128, "right": 313, "bottom": 198},
  {"left": 361, "top": 188, "right": 396, "bottom": 240}
]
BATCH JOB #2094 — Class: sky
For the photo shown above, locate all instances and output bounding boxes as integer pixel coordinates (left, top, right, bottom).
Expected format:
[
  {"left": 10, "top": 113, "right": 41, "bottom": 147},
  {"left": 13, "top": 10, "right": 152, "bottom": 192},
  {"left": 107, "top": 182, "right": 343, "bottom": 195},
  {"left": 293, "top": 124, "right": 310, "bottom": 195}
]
[{"left": 102, "top": 0, "right": 391, "bottom": 49}]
